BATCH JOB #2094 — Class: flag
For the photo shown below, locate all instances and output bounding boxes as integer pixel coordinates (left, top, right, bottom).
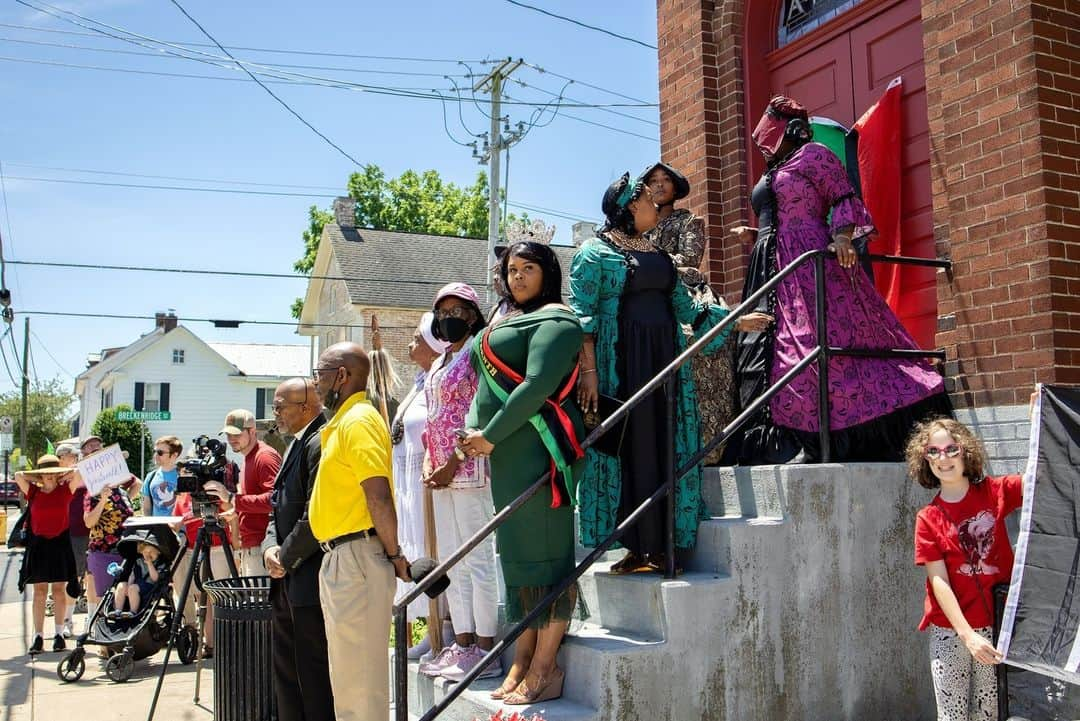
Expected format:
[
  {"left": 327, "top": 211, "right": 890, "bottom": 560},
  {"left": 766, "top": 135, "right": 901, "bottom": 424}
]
[
  {"left": 998, "top": 384, "right": 1080, "bottom": 685},
  {"left": 45, "top": 438, "right": 54, "bottom": 455},
  {"left": 852, "top": 77, "right": 904, "bottom": 310}
]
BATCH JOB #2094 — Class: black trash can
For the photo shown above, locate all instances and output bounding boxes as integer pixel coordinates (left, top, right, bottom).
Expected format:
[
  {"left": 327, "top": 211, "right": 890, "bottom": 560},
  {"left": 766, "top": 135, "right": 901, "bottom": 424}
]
[{"left": 204, "top": 576, "right": 275, "bottom": 721}]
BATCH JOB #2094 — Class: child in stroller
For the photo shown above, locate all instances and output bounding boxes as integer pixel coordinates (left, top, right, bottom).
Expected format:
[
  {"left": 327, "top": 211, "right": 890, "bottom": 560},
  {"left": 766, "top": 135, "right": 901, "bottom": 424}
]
[
  {"left": 110, "top": 540, "right": 169, "bottom": 619},
  {"left": 57, "top": 520, "right": 200, "bottom": 684}
]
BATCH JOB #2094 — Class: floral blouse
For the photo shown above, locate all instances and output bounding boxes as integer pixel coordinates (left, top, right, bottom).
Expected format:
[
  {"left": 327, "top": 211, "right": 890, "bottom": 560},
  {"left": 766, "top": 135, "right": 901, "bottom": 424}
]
[
  {"left": 84, "top": 487, "right": 134, "bottom": 553},
  {"left": 645, "top": 208, "right": 706, "bottom": 287},
  {"left": 425, "top": 340, "right": 487, "bottom": 489}
]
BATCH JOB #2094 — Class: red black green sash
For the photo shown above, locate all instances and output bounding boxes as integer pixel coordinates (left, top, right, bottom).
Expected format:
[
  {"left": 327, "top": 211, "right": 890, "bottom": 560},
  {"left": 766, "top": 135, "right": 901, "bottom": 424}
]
[{"left": 477, "top": 328, "right": 584, "bottom": 508}]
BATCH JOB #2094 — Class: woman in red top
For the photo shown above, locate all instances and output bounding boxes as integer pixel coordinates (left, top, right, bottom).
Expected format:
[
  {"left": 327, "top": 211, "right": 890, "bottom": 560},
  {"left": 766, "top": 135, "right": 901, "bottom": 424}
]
[
  {"left": 908, "top": 418, "right": 1023, "bottom": 721},
  {"left": 14, "top": 454, "right": 83, "bottom": 655}
]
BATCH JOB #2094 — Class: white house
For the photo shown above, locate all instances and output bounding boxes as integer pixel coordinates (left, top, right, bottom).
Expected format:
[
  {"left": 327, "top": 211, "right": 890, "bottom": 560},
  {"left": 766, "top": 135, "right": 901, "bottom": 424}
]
[{"left": 74, "top": 312, "right": 311, "bottom": 469}]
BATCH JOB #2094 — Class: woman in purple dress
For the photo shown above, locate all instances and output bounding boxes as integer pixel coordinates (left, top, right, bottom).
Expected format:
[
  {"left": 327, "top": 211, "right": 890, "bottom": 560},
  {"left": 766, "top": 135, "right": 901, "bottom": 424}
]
[{"left": 724, "top": 95, "right": 950, "bottom": 464}]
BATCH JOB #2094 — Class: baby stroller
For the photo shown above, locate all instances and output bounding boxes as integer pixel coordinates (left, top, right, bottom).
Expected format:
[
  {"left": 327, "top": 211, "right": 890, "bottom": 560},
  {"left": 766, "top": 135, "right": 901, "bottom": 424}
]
[{"left": 57, "top": 521, "right": 199, "bottom": 683}]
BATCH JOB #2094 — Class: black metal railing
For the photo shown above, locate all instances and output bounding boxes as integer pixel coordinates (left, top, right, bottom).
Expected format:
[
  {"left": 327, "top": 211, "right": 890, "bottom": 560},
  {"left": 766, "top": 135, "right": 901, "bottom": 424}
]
[{"left": 393, "top": 249, "right": 951, "bottom": 721}]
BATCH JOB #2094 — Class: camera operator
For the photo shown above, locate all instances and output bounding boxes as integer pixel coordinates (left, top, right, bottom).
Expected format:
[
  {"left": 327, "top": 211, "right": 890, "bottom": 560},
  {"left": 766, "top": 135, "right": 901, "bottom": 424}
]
[
  {"left": 172, "top": 446, "right": 239, "bottom": 659},
  {"left": 206, "top": 409, "right": 281, "bottom": 576}
]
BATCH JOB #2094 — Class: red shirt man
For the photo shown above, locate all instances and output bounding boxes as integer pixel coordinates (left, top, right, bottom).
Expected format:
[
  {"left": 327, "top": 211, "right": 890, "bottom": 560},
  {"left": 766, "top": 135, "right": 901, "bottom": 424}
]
[{"left": 210, "top": 409, "right": 281, "bottom": 576}]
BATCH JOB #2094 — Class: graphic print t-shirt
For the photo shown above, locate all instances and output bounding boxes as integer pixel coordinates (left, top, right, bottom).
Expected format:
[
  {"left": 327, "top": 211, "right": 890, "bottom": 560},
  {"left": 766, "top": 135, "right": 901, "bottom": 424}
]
[
  {"left": 144, "top": 468, "right": 178, "bottom": 516},
  {"left": 914, "top": 475, "right": 1023, "bottom": 630}
]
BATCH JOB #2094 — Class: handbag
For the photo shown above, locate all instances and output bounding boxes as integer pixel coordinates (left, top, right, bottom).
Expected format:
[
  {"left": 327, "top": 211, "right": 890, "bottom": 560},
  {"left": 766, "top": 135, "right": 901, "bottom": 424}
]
[
  {"left": 7, "top": 506, "right": 29, "bottom": 548},
  {"left": 582, "top": 393, "right": 629, "bottom": 457}
]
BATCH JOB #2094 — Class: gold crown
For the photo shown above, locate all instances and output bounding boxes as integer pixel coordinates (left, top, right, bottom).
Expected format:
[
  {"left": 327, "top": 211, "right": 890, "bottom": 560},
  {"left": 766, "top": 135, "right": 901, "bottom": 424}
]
[{"left": 504, "top": 218, "right": 556, "bottom": 245}]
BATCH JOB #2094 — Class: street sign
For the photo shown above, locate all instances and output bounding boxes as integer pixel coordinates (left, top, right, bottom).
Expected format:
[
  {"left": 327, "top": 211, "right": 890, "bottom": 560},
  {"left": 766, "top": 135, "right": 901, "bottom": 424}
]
[
  {"left": 0, "top": 433, "right": 11, "bottom": 451},
  {"left": 116, "top": 410, "right": 172, "bottom": 422},
  {"left": 0, "top": 416, "right": 12, "bottom": 433}
]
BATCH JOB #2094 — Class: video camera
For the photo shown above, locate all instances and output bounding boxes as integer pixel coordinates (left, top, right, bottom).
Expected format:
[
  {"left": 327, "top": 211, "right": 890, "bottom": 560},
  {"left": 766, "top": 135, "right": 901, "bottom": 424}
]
[{"left": 176, "top": 435, "right": 235, "bottom": 516}]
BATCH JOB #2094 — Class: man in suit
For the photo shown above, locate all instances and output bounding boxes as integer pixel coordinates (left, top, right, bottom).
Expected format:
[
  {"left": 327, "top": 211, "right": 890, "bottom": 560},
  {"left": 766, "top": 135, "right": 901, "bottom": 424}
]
[{"left": 261, "top": 377, "right": 333, "bottom": 721}]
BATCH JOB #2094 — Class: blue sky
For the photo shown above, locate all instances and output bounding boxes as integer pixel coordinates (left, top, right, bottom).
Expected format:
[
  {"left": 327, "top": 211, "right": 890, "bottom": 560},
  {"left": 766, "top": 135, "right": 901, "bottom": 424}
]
[{"left": 0, "top": 0, "right": 659, "bottom": 400}]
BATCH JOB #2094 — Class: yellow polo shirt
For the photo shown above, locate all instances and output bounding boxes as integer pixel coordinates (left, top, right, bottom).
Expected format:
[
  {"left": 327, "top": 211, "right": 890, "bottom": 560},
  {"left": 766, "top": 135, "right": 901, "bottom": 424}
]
[{"left": 309, "top": 391, "right": 394, "bottom": 543}]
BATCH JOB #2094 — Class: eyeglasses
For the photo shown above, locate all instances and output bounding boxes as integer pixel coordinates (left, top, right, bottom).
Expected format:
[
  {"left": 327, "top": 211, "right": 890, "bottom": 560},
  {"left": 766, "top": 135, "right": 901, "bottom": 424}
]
[
  {"left": 271, "top": 400, "right": 305, "bottom": 412},
  {"left": 153, "top": 449, "right": 172, "bottom": 457},
  {"left": 434, "top": 306, "right": 473, "bottom": 321},
  {"left": 312, "top": 366, "right": 342, "bottom": 378},
  {"left": 925, "top": 444, "right": 962, "bottom": 461}
]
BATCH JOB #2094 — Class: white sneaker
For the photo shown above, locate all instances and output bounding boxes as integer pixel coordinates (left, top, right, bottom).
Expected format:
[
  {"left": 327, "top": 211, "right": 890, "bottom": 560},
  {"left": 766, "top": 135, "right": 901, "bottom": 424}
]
[
  {"left": 440, "top": 645, "right": 502, "bottom": 682},
  {"left": 418, "top": 643, "right": 461, "bottom": 677},
  {"left": 61, "top": 621, "right": 73, "bottom": 639}
]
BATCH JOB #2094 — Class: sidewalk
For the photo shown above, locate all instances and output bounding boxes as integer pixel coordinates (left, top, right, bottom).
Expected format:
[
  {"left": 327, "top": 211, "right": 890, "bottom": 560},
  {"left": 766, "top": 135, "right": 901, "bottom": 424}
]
[{"left": 0, "top": 508, "right": 216, "bottom": 721}]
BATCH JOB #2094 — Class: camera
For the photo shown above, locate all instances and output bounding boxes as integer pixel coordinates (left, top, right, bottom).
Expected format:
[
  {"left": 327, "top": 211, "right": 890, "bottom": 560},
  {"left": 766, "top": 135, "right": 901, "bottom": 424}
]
[{"left": 176, "top": 435, "right": 235, "bottom": 516}]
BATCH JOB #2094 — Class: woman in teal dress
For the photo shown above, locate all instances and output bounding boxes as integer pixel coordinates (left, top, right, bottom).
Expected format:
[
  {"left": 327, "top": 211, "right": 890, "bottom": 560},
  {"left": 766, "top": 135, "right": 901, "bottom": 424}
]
[
  {"left": 459, "top": 240, "right": 584, "bottom": 706},
  {"left": 571, "top": 173, "right": 772, "bottom": 573}
]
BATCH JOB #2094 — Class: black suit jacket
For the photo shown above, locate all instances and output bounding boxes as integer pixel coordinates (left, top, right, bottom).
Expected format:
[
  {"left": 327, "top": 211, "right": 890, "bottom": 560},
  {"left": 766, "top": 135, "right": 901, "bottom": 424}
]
[{"left": 263, "top": 413, "right": 326, "bottom": 607}]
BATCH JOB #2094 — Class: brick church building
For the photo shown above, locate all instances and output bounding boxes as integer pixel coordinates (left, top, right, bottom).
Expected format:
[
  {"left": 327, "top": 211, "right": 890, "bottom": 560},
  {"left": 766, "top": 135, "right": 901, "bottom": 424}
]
[{"left": 657, "top": 0, "right": 1078, "bottom": 454}]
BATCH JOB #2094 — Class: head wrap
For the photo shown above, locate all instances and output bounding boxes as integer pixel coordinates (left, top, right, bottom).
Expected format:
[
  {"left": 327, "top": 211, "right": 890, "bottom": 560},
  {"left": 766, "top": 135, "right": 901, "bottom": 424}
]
[
  {"left": 417, "top": 311, "right": 450, "bottom": 355},
  {"left": 640, "top": 162, "right": 690, "bottom": 202},
  {"left": 752, "top": 95, "right": 810, "bottom": 160},
  {"left": 601, "top": 172, "right": 643, "bottom": 227}
]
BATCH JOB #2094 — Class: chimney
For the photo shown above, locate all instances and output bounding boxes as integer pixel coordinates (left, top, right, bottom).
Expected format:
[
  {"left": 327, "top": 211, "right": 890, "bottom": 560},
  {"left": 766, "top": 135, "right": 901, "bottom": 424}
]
[
  {"left": 333, "top": 197, "right": 356, "bottom": 229},
  {"left": 572, "top": 220, "right": 595, "bottom": 247},
  {"left": 155, "top": 310, "right": 178, "bottom": 333}
]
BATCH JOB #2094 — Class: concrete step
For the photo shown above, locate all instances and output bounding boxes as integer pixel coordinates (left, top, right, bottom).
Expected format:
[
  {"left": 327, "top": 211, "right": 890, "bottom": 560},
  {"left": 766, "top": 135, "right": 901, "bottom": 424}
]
[
  {"left": 688, "top": 515, "right": 785, "bottom": 574},
  {"left": 403, "top": 658, "right": 599, "bottom": 721},
  {"left": 701, "top": 465, "right": 785, "bottom": 518}
]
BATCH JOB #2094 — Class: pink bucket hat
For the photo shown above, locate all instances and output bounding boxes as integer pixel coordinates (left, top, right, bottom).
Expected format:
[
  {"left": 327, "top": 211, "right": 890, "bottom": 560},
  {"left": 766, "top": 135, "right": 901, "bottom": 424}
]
[{"left": 432, "top": 282, "right": 480, "bottom": 309}]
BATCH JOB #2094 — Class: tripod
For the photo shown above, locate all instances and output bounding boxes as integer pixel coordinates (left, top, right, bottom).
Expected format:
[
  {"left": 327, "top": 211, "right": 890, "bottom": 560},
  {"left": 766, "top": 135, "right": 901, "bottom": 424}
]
[{"left": 146, "top": 511, "right": 238, "bottom": 721}]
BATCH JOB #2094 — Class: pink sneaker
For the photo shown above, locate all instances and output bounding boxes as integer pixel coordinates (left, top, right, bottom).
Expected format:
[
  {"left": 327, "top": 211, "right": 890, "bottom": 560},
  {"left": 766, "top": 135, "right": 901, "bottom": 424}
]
[
  {"left": 440, "top": 645, "right": 501, "bottom": 682},
  {"left": 418, "top": 643, "right": 462, "bottom": 677}
]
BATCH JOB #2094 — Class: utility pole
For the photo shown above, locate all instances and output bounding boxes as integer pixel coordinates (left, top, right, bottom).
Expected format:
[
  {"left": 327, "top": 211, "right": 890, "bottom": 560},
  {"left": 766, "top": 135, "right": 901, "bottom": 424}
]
[
  {"left": 20, "top": 316, "right": 28, "bottom": 458},
  {"left": 473, "top": 58, "right": 524, "bottom": 301}
]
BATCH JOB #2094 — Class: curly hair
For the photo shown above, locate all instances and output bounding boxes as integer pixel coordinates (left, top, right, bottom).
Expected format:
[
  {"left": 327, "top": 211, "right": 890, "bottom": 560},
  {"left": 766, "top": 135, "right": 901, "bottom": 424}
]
[
  {"left": 905, "top": 417, "right": 987, "bottom": 489},
  {"left": 497, "top": 241, "right": 564, "bottom": 311}
]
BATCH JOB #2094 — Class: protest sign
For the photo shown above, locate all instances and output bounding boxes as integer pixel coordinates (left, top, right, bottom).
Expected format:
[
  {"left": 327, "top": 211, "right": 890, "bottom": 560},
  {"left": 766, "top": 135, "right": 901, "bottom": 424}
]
[{"left": 77, "top": 443, "right": 130, "bottom": 495}]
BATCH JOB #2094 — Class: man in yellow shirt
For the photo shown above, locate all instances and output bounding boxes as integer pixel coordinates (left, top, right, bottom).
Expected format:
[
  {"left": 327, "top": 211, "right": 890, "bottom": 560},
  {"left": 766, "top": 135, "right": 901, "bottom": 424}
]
[{"left": 309, "top": 342, "right": 409, "bottom": 721}]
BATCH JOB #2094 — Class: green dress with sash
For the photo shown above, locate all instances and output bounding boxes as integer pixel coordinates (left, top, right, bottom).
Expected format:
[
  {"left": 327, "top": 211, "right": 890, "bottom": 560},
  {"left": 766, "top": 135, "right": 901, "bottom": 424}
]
[{"left": 467, "top": 306, "right": 585, "bottom": 626}]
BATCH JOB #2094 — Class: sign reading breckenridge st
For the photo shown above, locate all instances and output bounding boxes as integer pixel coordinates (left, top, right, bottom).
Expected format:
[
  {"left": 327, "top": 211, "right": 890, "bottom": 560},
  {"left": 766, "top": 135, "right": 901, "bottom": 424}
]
[{"left": 116, "top": 410, "right": 171, "bottom": 421}]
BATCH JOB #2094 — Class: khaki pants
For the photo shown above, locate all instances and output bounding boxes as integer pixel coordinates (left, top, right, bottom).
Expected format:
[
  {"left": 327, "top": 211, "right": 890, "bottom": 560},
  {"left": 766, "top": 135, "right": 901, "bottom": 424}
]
[
  {"left": 174, "top": 545, "right": 235, "bottom": 624},
  {"left": 319, "top": 535, "right": 395, "bottom": 721}
]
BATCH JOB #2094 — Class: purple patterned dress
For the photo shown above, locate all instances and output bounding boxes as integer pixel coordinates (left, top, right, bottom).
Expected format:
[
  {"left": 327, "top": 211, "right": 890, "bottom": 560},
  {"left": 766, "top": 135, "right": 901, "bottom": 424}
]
[{"left": 766, "top": 142, "right": 947, "bottom": 457}]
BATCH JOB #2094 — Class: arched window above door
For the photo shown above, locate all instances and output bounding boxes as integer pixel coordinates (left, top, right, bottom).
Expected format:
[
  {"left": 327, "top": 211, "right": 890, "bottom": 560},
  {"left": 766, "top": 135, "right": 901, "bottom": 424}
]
[{"left": 778, "top": 0, "right": 866, "bottom": 46}]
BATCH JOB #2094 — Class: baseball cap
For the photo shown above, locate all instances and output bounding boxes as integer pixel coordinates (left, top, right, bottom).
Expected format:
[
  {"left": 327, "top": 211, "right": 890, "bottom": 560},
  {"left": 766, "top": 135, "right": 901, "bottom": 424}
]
[
  {"left": 80, "top": 435, "right": 102, "bottom": 450},
  {"left": 220, "top": 409, "right": 256, "bottom": 435}
]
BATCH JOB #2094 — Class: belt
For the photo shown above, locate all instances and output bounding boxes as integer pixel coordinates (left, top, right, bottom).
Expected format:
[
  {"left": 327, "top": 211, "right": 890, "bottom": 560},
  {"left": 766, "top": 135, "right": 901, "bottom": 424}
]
[{"left": 318, "top": 528, "right": 377, "bottom": 553}]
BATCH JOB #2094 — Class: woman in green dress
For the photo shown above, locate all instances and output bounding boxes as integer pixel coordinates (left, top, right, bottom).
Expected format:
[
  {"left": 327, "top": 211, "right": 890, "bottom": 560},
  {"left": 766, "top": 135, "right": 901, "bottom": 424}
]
[
  {"left": 571, "top": 173, "right": 772, "bottom": 573},
  {"left": 459, "top": 240, "right": 584, "bottom": 706}
]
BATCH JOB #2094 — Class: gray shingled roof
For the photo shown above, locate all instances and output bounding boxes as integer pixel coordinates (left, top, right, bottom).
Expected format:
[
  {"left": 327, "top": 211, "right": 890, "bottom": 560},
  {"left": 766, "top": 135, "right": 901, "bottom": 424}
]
[{"left": 327, "top": 224, "right": 578, "bottom": 309}]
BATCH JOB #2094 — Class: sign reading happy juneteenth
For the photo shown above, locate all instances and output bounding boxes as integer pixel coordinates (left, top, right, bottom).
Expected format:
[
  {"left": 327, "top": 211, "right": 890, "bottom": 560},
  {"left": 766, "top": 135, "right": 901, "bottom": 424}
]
[{"left": 77, "top": 443, "right": 130, "bottom": 495}]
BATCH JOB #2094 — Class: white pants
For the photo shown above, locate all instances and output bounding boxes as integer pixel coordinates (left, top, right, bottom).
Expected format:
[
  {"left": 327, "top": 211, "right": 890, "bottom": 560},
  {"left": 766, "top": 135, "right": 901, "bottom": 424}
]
[
  {"left": 237, "top": 547, "right": 264, "bottom": 577},
  {"left": 929, "top": 625, "right": 998, "bottom": 721},
  {"left": 432, "top": 486, "right": 498, "bottom": 638}
]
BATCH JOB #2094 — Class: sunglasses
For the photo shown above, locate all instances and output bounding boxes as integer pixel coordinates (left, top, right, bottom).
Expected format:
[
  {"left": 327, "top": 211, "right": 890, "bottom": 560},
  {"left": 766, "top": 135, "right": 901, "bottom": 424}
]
[
  {"left": 925, "top": 444, "right": 962, "bottom": 461},
  {"left": 153, "top": 449, "right": 172, "bottom": 457},
  {"left": 312, "top": 365, "right": 342, "bottom": 378}
]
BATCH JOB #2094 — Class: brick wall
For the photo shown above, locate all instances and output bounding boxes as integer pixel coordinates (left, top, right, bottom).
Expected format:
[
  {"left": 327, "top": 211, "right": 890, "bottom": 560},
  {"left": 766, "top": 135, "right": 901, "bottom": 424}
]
[{"left": 923, "top": 0, "right": 1080, "bottom": 405}]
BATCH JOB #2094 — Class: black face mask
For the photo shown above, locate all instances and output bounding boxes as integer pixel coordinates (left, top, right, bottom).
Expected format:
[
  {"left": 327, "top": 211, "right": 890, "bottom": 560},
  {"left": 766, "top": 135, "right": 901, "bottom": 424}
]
[{"left": 437, "top": 317, "right": 470, "bottom": 343}]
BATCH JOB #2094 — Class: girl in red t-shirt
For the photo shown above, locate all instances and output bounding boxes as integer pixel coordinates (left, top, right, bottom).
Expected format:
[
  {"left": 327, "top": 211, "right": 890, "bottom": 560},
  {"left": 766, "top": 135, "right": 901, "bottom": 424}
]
[{"left": 907, "top": 417, "right": 1023, "bottom": 721}]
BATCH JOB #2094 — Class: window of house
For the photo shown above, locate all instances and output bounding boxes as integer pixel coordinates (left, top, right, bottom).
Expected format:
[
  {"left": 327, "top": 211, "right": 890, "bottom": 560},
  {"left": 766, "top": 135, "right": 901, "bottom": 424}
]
[
  {"left": 778, "top": 0, "right": 864, "bottom": 46},
  {"left": 101, "top": 387, "right": 113, "bottom": 410},
  {"left": 134, "top": 382, "right": 170, "bottom": 412},
  {"left": 255, "top": 387, "right": 277, "bottom": 419},
  {"left": 172, "top": 349, "right": 185, "bottom": 364}
]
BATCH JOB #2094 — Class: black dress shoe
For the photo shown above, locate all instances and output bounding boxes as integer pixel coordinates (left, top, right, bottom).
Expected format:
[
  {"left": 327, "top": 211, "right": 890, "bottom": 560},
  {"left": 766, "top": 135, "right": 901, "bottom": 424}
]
[
  {"left": 28, "top": 635, "right": 44, "bottom": 655},
  {"left": 52, "top": 634, "right": 66, "bottom": 652}
]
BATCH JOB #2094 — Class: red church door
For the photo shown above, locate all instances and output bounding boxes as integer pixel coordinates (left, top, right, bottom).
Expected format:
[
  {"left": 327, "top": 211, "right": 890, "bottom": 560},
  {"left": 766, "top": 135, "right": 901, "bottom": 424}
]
[{"left": 744, "top": 0, "right": 937, "bottom": 349}]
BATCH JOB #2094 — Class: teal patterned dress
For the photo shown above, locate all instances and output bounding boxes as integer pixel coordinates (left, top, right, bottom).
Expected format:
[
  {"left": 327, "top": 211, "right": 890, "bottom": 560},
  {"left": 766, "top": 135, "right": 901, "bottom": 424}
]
[{"left": 568, "top": 234, "right": 734, "bottom": 550}]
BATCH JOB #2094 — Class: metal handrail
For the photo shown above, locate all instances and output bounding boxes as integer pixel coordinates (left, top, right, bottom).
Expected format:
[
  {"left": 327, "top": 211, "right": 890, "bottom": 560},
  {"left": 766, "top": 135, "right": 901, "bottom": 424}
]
[{"left": 393, "top": 250, "right": 952, "bottom": 721}]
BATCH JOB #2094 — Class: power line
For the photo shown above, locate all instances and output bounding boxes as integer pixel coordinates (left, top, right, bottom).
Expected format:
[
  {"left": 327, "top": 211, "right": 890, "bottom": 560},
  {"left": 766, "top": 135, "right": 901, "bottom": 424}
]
[
  {"left": 29, "top": 330, "right": 74, "bottom": 379},
  {"left": 9, "top": 260, "right": 495, "bottom": 287},
  {"left": 520, "top": 61, "right": 655, "bottom": 106},
  {"left": 0, "top": 328, "right": 19, "bottom": 387},
  {"left": 20, "top": 309, "right": 427, "bottom": 330},
  {"left": 3, "top": 161, "right": 342, "bottom": 191},
  {"left": 0, "top": 21, "right": 494, "bottom": 64},
  {"left": 2, "top": 172, "right": 585, "bottom": 222},
  {"left": 501, "top": 0, "right": 657, "bottom": 50},
  {"left": 0, "top": 162, "right": 21, "bottom": 300},
  {"left": 164, "top": 0, "right": 363, "bottom": 166},
  {"left": 503, "top": 93, "right": 657, "bottom": 142},
  {"left": 509, "top": 76, "right": 658, "bottom": 127},
  {"left": 0, "top": 35, "right": 475, "bottom": 78}
]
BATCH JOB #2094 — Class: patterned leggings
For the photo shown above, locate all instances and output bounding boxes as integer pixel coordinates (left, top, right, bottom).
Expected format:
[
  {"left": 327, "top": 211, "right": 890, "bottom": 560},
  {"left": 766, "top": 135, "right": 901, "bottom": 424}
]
[{"left": 929, "top": 625, "right": 998, "bottom": 721}]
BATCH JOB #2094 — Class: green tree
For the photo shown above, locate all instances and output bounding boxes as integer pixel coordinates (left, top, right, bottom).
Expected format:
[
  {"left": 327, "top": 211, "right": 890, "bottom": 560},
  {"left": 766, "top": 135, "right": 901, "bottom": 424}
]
[
  {"left": 290, "top": 165, "right": 497, "bottom": 319},
  {"left": 0, "top": 378, "right": 74, "bottom": 462},
  {"left": 91, "top": 404, "right": 152, "bottom": 477}
]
